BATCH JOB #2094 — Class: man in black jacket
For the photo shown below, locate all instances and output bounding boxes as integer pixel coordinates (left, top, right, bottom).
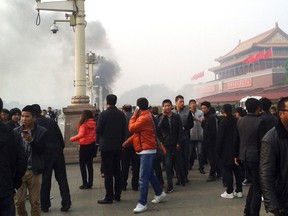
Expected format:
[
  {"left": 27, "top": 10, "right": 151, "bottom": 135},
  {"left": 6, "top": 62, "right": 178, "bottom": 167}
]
[
  {"left": 0, "top": 98, "right": 27, "bottom": 216},
  {"left": 97, "top": 94, "right": 126, "bottom": 204},
  {"left": 14, "top": 105, "right": 47, "bottom": 216},
  {"left": 260, "top": 97, "right": 288, "bottom": 216},
  {"left": 32, "top": 104, "right": 71, "bottom": 212},
  {"left": 121, "top": 104, "right": 139, "bottom": 191},
  {"left": 234, "top": 98, "right": 266, "bottom": 216},
  {"left": 260, "top": 97, "right": 277, "bottom": 133},
  {"left": 201, "top": 101, "right": 220, "bottom": 182},
  {"left": 158, "top": 99, "right": 184, "bottom": 193}
]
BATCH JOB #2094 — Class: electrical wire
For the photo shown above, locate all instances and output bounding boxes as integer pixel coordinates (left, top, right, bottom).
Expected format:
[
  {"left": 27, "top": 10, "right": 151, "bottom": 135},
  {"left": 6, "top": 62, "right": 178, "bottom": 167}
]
[{"left": 36, "top": 9, "right": 41, "bottom": 26}]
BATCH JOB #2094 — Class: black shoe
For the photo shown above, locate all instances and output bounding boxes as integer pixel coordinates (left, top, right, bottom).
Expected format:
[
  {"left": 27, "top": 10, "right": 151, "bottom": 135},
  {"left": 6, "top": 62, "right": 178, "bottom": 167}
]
[
  {"left": 206, "top": 176, "right": 215, "bottom": 182},
  {"left": 60, "top": 206, "right": 70, "bottom": 212},
  {"left": 113, "top": 197, "right": 121, "bottom": 202},
  {"left": 165, "top": 187, "right": 174, "bottom": 193},
  {"left": 86, "top": 183, "right": 93, "bottom": 189},
  {"left": 97, "top": 199, "right": 113, "bottom": 204},
  {"left": 199, "top": 168, "right": 206, "bottom": 174},
  {"left": 41, "top": 208, "right": 49, "bottom": 213},
  {"left": 79, "top": 185, "right": 86, "bottom": 189}
]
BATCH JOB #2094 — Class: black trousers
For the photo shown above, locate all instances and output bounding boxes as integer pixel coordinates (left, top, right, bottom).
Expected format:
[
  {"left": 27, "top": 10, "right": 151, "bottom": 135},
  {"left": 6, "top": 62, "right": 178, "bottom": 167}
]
[
  {"left": 41, "top": 151, "right": 71, "bottom": 209},
  {"left": 101, "top": 150, "right": 122, "bottom": 200},
  {"left": 121, "top": 147, "right": 139, "bottom": 190},
  {"left": 79, "top": 144, "right": 94, "bottom": 186},
  {"left": 207, "top": 147, "right": 221, "bottom": 178},
  {"left": 153, "top": 156, "right": 164, "bottom": 186},
  {"left": 244, "top": 162, "right": 262, "bottom": 216},
  {"left": 222, "top": 164, "right": 243, "bottom": 194}
]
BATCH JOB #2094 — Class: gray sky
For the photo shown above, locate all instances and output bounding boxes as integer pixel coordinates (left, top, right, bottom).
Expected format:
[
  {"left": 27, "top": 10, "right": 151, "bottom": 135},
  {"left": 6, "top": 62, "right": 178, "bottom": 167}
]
[{"left": 1, "top": 0, "right": 288, "bottom": 108}]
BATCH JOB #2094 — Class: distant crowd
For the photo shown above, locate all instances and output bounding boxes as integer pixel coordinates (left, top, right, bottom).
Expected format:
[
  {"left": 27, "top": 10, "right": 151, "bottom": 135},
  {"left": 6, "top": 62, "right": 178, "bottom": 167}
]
[{"left": 0, "top": 95, "right": 288, "bottom": 216}]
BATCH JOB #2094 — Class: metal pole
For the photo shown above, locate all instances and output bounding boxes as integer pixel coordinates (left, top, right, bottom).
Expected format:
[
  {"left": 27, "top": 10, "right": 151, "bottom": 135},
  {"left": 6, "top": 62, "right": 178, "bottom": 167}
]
[{"left": 71, "top": 0, "right": 89, "bottom": 104}]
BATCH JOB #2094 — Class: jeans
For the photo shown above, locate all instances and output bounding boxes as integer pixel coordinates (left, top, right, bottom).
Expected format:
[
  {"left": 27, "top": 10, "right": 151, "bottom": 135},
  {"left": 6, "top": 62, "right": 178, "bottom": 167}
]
[
  {"left": 189, "top": 140, "right": 204, "bottom": 169},
  {"left": 0, "top": 195, "right": 15, "bottom": 216},
  {"left": 244, "top": 162, "right": 262, "bottom": 216},
  {"left": 101, "top": 150, "right": 122, "bottom": 200},
  {"left": 138, "top": 153, "right": 162, "bottom": 205}
]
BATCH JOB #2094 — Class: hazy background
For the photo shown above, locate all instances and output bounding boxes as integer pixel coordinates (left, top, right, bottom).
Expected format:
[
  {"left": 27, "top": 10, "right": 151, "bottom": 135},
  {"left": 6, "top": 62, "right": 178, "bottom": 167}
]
[{"left": 1, "top": 0, "right": 288, "bottom": 109}]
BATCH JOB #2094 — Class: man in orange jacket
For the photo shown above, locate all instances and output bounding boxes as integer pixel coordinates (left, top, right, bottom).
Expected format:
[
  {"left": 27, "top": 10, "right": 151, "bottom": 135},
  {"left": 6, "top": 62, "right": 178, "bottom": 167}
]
[{"left": 123, "top": 97, "right": 166, "bottom": 213}]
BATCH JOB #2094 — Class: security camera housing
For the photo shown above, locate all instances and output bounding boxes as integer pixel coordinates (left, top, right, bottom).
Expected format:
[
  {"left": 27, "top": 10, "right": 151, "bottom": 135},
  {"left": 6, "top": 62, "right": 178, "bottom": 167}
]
[{"left": 50, "top": 24, "right": 59, "bottom": 34}]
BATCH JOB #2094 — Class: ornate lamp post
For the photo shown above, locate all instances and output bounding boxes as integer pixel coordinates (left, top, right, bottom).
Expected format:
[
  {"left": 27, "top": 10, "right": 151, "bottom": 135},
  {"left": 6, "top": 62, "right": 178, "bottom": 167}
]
[{"left": 36, "top": 0, "right": 95, "bottom": 163}]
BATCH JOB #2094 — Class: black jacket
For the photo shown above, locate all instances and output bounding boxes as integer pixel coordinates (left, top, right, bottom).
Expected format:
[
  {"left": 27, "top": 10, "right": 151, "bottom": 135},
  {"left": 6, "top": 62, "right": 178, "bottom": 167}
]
[
  {"left": 202, "top": 109, "right": 217, "bottom": 149},
  {"left": 260, "top": 119, "right": 288, "bottom": 213},
  {"left": 233, "top": 113, "right": 266, "bottom": 162},
  {"left": 216, "top": 114, "right": 237, "bottom": 165},
  {"left": 14, "top": 123, "right": 47, "bottom": 175},
  {"left": 97, "top": 106, "right": 126, "bottom": 152},
  {"left": 157, "top": 113, "right": 182, "bottom": 147},
  {"left": 260, "top": 111, "right": 277, "bottom": 135},
  {"left": 0, "top": 122, "right": 27, "bottom": 198},
  {"left": 35, "top": 115, "right": 64, "bottom": 155}
]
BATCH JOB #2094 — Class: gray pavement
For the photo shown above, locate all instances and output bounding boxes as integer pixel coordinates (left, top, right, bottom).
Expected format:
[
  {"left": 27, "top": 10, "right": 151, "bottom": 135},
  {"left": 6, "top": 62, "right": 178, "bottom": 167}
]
[{"left": 39, "top": 162, "right": 272, "bottom": 216}]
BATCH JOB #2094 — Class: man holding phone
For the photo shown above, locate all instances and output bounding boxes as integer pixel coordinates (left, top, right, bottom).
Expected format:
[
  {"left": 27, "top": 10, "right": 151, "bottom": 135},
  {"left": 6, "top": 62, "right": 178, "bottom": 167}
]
[{"left": 14, "top": 105, "right": 47, "bottom": 216}]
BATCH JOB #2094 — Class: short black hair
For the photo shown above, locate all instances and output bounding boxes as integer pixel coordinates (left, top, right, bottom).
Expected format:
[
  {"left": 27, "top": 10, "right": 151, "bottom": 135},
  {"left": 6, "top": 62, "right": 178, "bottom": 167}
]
[
  {"left": 106, "top": 94, "right": 117, "bottom": 106},
  {"left": 245, "top": 98, "right": 260, "bottom": 113},
  {"left": 136, "top": 97, "right": 149, "bottom": 110},
  {"left": 175, "top": 95, "right": 184, "bottom": 102},
  {"left": 31, "top": 104, "right": 42, "bottom": 116},
  {"left": 201, "top": 101, "right": 211, "bottom": 108},
  {"left": 122, "top": 104, "right": 132, "bottom": 112},
  {"left": 22, "top": 105, "right": 36, "bottom": 116},
  {"left": 235, "top": 107, "right": 247, "bottom": 117},
  {"left": 277, "top": 97, "right": 288, "bottom": 112},
  {"left": 151, "top": 106, "right": 159, "bottom": 115},
  {"left": 260, "top": 97, "right": 272, "bottom": 112},
  {"left": 162, "top": 99, "right": 172, "bottom": 106},
  {"left": 0, "top": 98, "right": 3, "bottom": 111},
  {"left": 222, "top": 104, "right": 232, "bottom": 115},
  {"left": 189, "top": 99, "right": 196, "bottom": 104}
]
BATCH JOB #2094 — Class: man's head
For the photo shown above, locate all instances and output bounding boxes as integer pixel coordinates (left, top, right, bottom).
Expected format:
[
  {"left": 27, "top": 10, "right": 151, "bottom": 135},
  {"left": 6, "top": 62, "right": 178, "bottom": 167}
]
[
  {"left": 245, "top": 98, "right": 260, "bottom": 114},
  {"left": 201, "top": 101, "right": 211, "bottom": 115},
  {"left": 189, "top": 99, "right": 197, "bottom": 111},
  {"left": 162, "top": 99, "right": 172, "bottom": 114},
  {"left": 136, "top": 98, "right": 149, "bottom": 111},
  {"left": 32, "top": 104, "right": 42, "bottom": 116},
  {"left": 235, "top": 107, "right": 247, "bottom": 119},
  {"left": 21, "top": 105, "right": 36, "bottom": 128},
  {"left": 122, "top": 104, "right": 132, "bottom": 112},
  {"left": 270, "top": 106, "right": 277, "bottom": 116},
  {"left": 260, "top": 97, "right": 272, "bottom": 112},
  {"left": 1, "top": 108, "right": 10, "bottom": 122},
  {"left": 106, "top": 94, "right": 117, "bottom": 106},
  {"left": 222, "top": 104, "right": 232, "bottom": 116},
  {"left": 175, "top": 95, "right": 184, "bottom": 110},
  {"left": 277, "top": 97, "right": 288, "bottom": 130},
  {"left": 9, "top": 108, "right": 21, "bottom": 123}
]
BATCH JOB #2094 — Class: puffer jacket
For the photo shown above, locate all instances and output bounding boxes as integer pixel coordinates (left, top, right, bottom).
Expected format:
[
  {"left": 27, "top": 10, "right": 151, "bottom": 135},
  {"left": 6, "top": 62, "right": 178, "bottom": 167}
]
[
  {"left": 260, "top": 119, "right": 288, "bottom": 213},
  {"left": 127, "top": 110, "right": 156, "bottom": 152},
  {"left": 70, "top": 118, "right": 96, "bottom": 145}
]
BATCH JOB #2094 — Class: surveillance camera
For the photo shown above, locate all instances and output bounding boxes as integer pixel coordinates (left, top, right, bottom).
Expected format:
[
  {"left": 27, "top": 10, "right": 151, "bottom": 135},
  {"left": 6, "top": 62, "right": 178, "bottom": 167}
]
[{"left": 50, "top": 24, "right": 59, "bottom": 34}]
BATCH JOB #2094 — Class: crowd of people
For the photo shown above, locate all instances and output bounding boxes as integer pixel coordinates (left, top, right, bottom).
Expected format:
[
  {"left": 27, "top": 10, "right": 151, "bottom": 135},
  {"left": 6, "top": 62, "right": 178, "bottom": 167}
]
[{"left": 0, "top": 94, "right": 288, "bottom": 216}]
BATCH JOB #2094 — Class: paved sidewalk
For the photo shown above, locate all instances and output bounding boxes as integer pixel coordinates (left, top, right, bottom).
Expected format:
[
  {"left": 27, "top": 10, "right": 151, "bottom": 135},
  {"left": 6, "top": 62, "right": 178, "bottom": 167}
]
[{"left": 40, "top": 162, "right": 272, "bottom": 216}]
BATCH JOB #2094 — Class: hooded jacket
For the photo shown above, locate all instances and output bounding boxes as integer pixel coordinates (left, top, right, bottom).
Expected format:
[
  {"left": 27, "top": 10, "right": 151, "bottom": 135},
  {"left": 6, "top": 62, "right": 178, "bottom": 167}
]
[{"left": 70, "top": 118, "right": 96, "bottom": 145}]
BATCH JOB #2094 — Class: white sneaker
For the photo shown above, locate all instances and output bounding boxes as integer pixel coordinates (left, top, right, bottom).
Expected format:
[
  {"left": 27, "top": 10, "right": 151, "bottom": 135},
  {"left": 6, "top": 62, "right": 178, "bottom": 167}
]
[
  {"left": 233, "top": 191, "right": 243, "bottom": 198},
  {"left": 220, "top": 191, "right": 234, "bottom": 199},
  {"left": 133, "top": 203, "right": 147, "bottom": 213},
  {"left": 151, "top": 192, "right": 167, "bottom": 204}
]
